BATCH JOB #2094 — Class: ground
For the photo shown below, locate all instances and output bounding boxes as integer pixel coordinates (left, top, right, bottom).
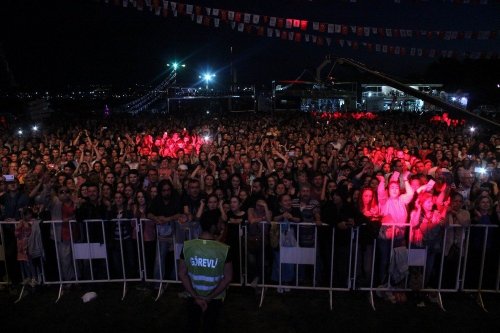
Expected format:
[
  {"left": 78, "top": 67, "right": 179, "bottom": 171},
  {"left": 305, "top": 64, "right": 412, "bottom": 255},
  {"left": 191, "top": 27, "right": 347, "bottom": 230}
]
[{"left": 1, "top": 284, "right": 499, "bottom": 332}]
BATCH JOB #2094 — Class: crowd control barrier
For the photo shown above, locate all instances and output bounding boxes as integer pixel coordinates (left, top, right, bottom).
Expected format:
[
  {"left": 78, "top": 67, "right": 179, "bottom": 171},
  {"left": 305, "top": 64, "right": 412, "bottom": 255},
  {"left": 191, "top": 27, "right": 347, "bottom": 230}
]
[{"left": 0, "top": 219, "right": 498, "bottom": 311}]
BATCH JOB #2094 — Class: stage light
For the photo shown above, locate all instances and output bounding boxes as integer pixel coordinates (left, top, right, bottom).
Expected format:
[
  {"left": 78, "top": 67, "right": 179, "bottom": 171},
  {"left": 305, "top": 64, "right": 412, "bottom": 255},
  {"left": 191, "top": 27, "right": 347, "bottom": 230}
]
[
  {"left": 32, "top": 125, "right": 39, "bottom": 131},
  {"left": 17, "top": 129, "right": 23, "bottom": 136},
  {"left": 469, "top": 126, "right": 475, "bottom": 133}
]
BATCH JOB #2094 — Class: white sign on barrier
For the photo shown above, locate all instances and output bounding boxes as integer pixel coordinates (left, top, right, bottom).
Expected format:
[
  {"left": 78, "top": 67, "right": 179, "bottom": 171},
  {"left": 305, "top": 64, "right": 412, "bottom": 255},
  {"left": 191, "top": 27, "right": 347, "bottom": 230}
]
[
  {"left": 73, "top": 243, "right": 108, "bottom": 259},
  {"left": 281, "top": 247, "right": 316, "bottom": 265},
  {"left": 408, "top": 248, "right": 427, "bottom": 266}
]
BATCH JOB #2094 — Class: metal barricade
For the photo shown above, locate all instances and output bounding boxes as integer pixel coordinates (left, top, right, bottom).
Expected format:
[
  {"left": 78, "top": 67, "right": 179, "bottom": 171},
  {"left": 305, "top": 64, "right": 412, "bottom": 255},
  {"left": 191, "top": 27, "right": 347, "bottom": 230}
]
[
  {"left": 0, "top": 221, "right": 9, "bottom": 289},
  {"left": 461, "top": 224, "right": 499, "bottom": 311},
  {"left": 0, "top": 220, "right": 45, "bottom": 302},
  {"left": 42, "top": 218, "right": 143, "bottom": 301},
  {"left": 250, "top": 221, "right": 346, "bottom": 309}
]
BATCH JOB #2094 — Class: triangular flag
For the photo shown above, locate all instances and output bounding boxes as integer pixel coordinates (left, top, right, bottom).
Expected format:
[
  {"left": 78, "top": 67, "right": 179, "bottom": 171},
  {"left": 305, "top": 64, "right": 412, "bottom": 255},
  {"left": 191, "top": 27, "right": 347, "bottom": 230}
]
[
  {"left": 288, "top": 31, "right": 294, "bottom": 41},
  {"left": 326, "top": 37, "right": 332, "bottom": 46},
  {"left": 305, "top": 34, "right": 310, "bottom": 42},
  {"left": 170, "top": 1, "right": 176, "bottom": 10},
  {"left": 205, "top": 7, "right": 211, "bottom": 16},
  {"left": 270, "top": 17, "right": 276, "bottom": 27},
  {"left": 253, "top": 15, "right": 260, "bottom": 25},
  {"left": 228, "top": 11, "right": 234, "bottom": 21},
  {"left": 212, "top": 8, "right": 219, "bottom": 16},
  {"left": 293, "top": 20, "right": 300, "bottom": 28},
  {"left": 214, "top": 18, "right": 220, "bottom": 27},
  {"left": 230, "top": 21, "right": 236, "bottom": 30},
  {"left": 313, "top": 22, "right": 319, "bottom": 31},
  {"left": 237, "top": 23, "right": 244, "bottom": 32},
  {"left": 244, "top": 13, "right": 251, "bottom": 24},
  {"left": 267, "top": 28, "right": 273, "bottom": 37},
  {"left": 335, "top": 25, "right": 341, "bottom": 33},
  {"left": 286, "top": 19, "right": 293, "bottom": 29},
  {"left": 300, "top": 20, "right": 308, "bottom": 31},
  {"left": 328, "top": 24, "right": 334, "bottom": 34},
  {"left": 364, "top": 27, "right": 370, "bottom": 37},
  {"left": 375, "top": 44, "right": 381, "bottom": 52},
  {"left": 196, "top": 15, "right": 203, "bottom": 24},
  {"left": 186, "top": 4, "right": 193, "bottom": 14},
  {"left": 275, "top": 29, "right": 280, "bottom": 37}
]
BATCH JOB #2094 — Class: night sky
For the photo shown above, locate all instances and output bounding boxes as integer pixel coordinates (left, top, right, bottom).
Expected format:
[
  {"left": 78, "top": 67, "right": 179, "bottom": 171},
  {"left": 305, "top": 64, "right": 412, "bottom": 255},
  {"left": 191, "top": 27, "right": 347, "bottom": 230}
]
[{"left": 0, "top": 0, "right": 498, "bottom": 90}]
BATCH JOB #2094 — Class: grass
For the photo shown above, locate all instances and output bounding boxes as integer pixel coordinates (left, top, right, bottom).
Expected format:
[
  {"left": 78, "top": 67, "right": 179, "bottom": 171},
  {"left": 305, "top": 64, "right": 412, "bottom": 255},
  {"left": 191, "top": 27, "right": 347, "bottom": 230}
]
[{"left": 1, "top": 283, "right": 499, "bottom": 332}]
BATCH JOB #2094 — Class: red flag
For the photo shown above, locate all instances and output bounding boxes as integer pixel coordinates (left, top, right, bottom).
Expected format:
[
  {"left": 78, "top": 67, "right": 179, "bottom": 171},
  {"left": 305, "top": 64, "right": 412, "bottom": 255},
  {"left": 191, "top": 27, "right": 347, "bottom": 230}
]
[
  {"left": 319, "top": 23, "right": 326, "bottom": 33},
  {"left": 277, "top": 18, "right": 284, "bottom": 28},
  {"left": 235, "top": 12, "right": 242, "bottom": 22},
  {"left": 300, "top": 20, "right": 308, "bottom": 31},
  {"left": 203, "top": 16, "right": 210, "bottom": 26},
  {"left": 293, "top": 19, "right": 301, "bottom": 28},
  {"left": 281, "top": 31, "right": 287, "bottom": 40},
  {"left": 294, "top": 32, "right": 302, "bottom": 42},
  {"left": 195, "top": 5, "right": 201, "bottom": 15},
  {"left": 220, "top": 10, "right": 227, "bottom": 21},
  {"left": 356, "top": 26, "right": 363, "bottom": 36},
  {"left": 178, "top": 3, "right": 185, "bottom": 15},
  {"left": 341, "top": 25, "right": 349, "bottom": 35},
  {"left": 257, "top": 26, "right": 265, "bottom": 36}
]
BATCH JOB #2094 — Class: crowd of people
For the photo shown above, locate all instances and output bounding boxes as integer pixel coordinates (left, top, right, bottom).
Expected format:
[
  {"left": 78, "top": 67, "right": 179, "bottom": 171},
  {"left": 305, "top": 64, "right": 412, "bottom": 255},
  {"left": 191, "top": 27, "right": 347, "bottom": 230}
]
[{"left": 0, "top": 110, "right": 499, "bottom": 307}]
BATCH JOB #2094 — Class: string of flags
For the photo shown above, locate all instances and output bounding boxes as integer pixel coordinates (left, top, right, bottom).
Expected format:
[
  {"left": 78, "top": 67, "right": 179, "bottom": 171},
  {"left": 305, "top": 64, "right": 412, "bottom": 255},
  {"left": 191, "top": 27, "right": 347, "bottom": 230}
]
[{"left": 105, "top": 0, "right": 499, "bottom": 59}]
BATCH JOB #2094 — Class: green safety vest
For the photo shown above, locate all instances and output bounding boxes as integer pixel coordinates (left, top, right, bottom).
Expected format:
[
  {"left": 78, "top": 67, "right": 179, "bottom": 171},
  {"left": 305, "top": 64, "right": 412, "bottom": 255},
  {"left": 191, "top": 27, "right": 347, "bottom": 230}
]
[{"left": 183, "top": 239, "right": 229, "bottom": 300}]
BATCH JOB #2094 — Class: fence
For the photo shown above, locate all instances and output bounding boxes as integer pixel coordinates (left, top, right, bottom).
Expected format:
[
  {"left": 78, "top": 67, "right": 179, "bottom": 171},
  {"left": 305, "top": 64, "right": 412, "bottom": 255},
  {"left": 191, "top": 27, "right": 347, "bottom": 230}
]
[{"left": 0, "top": 219, "right": 498, "bottom": 311}]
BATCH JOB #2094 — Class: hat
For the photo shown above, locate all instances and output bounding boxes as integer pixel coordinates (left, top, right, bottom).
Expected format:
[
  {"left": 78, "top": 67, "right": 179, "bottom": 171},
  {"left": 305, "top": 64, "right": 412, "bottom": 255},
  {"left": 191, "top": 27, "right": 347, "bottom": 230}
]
[{"left": 177, "top": 164, "right": 188, "bottom": 171}]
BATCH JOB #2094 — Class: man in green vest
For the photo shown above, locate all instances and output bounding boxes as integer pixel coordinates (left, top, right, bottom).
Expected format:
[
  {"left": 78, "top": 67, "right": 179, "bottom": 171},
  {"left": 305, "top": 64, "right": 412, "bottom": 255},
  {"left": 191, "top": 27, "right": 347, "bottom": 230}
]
[{"left": 178, "top": 212, "right": 233, "bottom": 333}]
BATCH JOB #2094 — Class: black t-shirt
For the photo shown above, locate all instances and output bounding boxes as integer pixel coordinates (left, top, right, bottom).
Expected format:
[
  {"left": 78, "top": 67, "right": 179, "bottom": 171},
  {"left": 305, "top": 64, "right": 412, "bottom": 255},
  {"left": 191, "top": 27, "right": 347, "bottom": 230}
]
[{"left": 149, "top": 195, "right": 182, "bottom": 217}]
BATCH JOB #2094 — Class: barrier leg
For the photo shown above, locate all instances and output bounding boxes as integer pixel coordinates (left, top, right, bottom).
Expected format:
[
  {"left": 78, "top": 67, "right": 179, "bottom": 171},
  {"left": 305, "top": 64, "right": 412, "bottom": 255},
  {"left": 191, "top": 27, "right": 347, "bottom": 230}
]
[
  {"left": 154, "top": 282, "right": 166, "bottom": 302},
  {"left": 258, "top": 286, "right": 265, "bottom": 308},
  {"left": 55, "top": 284, "right": 63, "bottom": 303},
  {"left": 329, "top": 290, "right": 333, "bottom": 311},
  {"left": 121, "top": 281, "right": 127, "bottom": 301},
  {"left": 476, "top": 292, "right": 487, "bottom": 312},
  {"left": 437, "top": 292, "right": 445, "bottom": 312},
  {"left": 14, "top": 285, "right": 26, "bottom": 303},
  {"left": 369, "top": 291, "right": 376, "bottom": 311}
]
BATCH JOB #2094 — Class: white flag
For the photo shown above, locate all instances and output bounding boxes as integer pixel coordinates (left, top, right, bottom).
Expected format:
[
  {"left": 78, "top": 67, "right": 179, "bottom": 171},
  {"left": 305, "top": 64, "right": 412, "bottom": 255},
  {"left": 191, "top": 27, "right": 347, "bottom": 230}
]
[
  {"left": 253, "top": 15, "right": 260, "bottom": 25},
  {"left": 313, "top": 22, "right": 319, "bottom": 31},
  {"left": 186, "top": 4, "right": 193, "bottom": 14},
  {"left": 214, "top": 18, "right": 220, "bottom": 27},
  {"left": 244, "top": 13, "right": 251, "bottom": 24},
  {"left": 364, "top": 27, "right": 370, "bottom": 37},
  {"left": 196, "top": 15, "right": 203, "bottom": 24},
  {"left": 270, "top": 17, "right": 276, "bottom": 27},
  {"left": 238, "top": 23, "right": 244, "bottom": 32},
  {"left": 305, "top": 34, "right": 310, "bottom": 42},
  {"left": 205, "top": 8, "right": 211, "bottom": 16},
  {"left": 170, "top": 1, "right": 176, "bottom": 10},
  {"left": 267, "top": 28, "right": 273, "bottom": 37},
  {"left": 328, "top": 24, "right": 334, "bottom": 34},
  {"left": 212, "top": 9, "right": 219, "bottom": 16},
  {"left": 228, "top": 11, "right": 234, "bottom": 21}
]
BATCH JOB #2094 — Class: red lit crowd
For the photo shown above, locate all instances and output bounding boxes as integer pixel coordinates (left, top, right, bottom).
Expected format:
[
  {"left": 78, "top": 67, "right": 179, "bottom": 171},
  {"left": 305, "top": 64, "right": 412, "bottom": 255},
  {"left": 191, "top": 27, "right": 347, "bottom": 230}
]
[{"left": 0, "top": 111, "right": 499, "bottom": 303}]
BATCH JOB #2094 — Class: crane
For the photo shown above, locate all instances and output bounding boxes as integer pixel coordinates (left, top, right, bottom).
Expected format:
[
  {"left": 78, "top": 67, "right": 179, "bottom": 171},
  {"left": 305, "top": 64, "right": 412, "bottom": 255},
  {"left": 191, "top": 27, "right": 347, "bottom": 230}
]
[{"left": 317, "top": 56, "right": 500, "bottom": 128}]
